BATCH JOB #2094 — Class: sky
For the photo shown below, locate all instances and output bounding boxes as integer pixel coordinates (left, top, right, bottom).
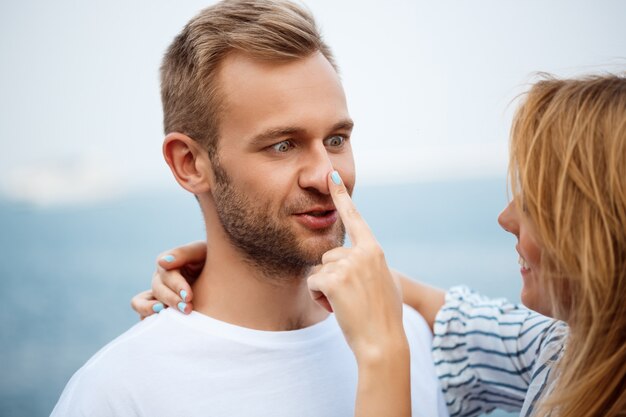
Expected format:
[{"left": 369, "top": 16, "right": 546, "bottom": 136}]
[{"left": 1, "top": 0, "right": 625, "bottom": 206}]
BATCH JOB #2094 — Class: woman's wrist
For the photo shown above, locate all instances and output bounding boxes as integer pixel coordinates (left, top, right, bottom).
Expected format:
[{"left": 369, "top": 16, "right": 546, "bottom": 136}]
[
  {"left": 354, "top": 333, "right": 410, "bottom": 369},
  {"left": 354, "top": 336, "right": 411, "bottom": 417}
]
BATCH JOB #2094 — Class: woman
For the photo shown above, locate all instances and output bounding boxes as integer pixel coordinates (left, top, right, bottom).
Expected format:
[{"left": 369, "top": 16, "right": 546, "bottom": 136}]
[{"left": 132, "top": 74, "right": 626, "bottom": 416}]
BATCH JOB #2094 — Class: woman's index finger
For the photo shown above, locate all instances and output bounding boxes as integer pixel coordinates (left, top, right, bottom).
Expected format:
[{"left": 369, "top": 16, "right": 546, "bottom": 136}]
[
  {"left": 157, "top": 241, "right": 207, "bottom": 270},
  {"left": 328, "top": 171, "right": 373, "bottom": 245}
]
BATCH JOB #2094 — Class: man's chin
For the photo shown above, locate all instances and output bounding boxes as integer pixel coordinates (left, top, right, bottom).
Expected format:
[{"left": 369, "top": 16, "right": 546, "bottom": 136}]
[{"left": 297, "top": 232, "right": 345, "bottom": 263}]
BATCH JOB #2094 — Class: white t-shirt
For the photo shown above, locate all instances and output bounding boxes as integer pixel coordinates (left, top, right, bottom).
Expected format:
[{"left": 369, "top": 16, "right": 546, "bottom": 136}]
[{"left": 52, "top": 305, "right": 448, "bottom": 417}]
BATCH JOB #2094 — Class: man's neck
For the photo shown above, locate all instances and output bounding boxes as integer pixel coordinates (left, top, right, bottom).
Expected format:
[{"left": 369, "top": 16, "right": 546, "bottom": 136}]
[{"left": 192, "top": 239, "right": 329, "bottom": 331}]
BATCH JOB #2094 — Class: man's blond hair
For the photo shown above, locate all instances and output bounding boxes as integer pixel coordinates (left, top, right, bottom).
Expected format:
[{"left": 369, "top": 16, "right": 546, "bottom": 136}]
[{"left": 160, "top": 0, "right": 336, "bottom": 157}]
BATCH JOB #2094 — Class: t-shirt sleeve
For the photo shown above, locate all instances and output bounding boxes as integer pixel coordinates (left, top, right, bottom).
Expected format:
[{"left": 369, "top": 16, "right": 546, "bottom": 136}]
[
  {"left": 432, "top": 286, "right": 555, "bottom": 417},
  {"left": 50, "top": 365, "right": 141, "bottom": 417},
  {"left": 50, "top": 316, "right": 164, "bottom": 417}
]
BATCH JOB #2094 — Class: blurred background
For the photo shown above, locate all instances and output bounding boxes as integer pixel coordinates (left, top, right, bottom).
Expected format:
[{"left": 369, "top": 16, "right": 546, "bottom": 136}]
[{"left": 1, "top": 1, "right": 625, "bottom": 416}]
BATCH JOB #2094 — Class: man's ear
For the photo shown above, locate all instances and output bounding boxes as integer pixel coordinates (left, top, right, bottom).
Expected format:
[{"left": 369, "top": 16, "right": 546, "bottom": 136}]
[{"left": 163, "top": 132, "right": 213, "bottom": 194}]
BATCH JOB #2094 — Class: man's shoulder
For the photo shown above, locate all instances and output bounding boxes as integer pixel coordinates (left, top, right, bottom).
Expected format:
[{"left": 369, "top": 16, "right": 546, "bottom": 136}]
[
  {"left": 51, "top": 314, "right": 171, "bottom": 416},
  {"left": 58, "top": 308, "right": 248, "bottom": 390},
  {"left": 84, "top": 312, "right": 168, "bottom": 366},
  {"left": 74, "top": 313, "right": 174, "bottom": 375}
]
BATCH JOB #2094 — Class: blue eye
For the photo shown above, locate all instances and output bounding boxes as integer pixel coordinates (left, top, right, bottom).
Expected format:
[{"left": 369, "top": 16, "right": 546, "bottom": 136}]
[
  {"left": 271, "top": 140, "right": 293, "bottom": 153},
  {"left": 324, "top": 135, "right": 345, "bottom": 147}
]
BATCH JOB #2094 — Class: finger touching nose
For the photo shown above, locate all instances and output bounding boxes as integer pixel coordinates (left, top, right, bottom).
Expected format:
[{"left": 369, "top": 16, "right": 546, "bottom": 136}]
[{"left": 298, "top": 147, "right": 334, "bottom": 193}]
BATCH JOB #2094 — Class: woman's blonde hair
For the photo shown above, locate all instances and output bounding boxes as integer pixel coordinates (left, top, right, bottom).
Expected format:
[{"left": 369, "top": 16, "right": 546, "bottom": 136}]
[{"left": 509, "top": 73, "right": 626, "bottom": 416}]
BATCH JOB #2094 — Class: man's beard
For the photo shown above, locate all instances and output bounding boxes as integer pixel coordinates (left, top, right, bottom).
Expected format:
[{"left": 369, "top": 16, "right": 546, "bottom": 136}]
[{"left": 212, "top": 164, "right": 345, "bottom": 279}]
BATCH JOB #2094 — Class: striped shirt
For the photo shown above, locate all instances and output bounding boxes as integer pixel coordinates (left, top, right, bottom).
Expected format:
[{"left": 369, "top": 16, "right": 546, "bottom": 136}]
[{"left": 432, "top": 287, "right": 568, "bottom": 417}]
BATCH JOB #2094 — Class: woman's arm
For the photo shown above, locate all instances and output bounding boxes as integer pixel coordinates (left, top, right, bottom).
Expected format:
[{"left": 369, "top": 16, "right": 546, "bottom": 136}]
[
  {"left": 307, "top": 171, "right": 410, "bottom": 417},
  {"left": 355, "top": 341, "right": 411, "bottom": 417},
  {"left": 395, "top": 271, "right": 445, "bottom": 332},
  {"left": 432, "top": 286, "right": 559, "bottom": 416}
]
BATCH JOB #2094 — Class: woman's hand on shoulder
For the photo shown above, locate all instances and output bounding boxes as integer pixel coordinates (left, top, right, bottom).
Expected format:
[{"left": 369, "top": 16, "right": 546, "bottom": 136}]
[{"left": 130, "top": 241, "right": 207, "bottom": 319}]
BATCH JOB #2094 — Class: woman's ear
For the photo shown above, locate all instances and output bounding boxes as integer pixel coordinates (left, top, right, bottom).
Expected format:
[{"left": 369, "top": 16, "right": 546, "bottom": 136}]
[{"left": 162, "top": 133, "right": 213, "bottom": 194}]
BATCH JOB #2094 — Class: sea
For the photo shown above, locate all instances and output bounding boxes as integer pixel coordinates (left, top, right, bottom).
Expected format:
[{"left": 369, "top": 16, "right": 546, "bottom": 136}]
[{"left": 0, "top": 178, "right": 519, "bottom": 417}]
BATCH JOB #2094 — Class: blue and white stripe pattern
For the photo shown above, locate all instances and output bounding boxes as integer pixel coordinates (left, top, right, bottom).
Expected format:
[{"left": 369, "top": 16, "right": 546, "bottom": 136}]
[{"left": 432, "top": 287, "right": 567, "bottom": 417}]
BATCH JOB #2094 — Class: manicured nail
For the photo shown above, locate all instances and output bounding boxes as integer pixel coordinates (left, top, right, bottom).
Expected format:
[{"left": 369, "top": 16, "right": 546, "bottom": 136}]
[
  {"left": 161, "top": 254, "right": 175, "bottom": 263},
  {"left": 152, "top": 302, "right": 164, "bottom": 313},
  {"left": 331, "top": 171, "right": 342, "bottom": 185},
  {"left": 178, "top": 302, "right": 187, "bottom": 313},
  {"left": 180, "top": 290, "right": 188, "bottom": 302}
]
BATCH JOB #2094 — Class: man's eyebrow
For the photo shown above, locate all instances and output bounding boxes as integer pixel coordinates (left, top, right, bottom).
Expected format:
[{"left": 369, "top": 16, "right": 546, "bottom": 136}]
[
  {"left": 331, "top": 119, "right": 354, "bottom": 133},
  {"left": 249, "top": 127, "right": 303, "bottom": 146}
]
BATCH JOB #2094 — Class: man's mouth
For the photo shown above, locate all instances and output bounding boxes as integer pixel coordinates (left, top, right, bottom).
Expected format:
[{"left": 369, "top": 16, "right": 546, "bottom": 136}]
[
  {"left": 306, "top": 210, "right": 334, "bottom": 217},
  {"left": 293, "top": 207, "right": 338, "bottom": 230}
]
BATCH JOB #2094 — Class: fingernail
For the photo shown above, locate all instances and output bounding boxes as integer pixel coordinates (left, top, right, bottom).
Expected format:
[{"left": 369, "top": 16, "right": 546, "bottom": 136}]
[
  {"left": 178, "top": 302, "right": 187, "bottom": 313},
  {"left": 152, "top": 302, "right": 164, "bottom": 313},
  {"left": 331, "top": 171, "right": 342, "bottom": 185},
  {"left": 161, "top": 254, "right": 175, "bottom": 263},
  {"left": 180, "top": 289, "right": 187, "bottom": 302}
]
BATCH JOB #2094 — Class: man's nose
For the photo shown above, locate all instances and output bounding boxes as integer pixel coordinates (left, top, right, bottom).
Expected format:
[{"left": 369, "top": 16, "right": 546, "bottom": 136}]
[
  {"left": 498, "top": 200, "right": 520, "bottom": 236},
  {"left": 298, "top": 144, "right": 334, "bottom": 194}
]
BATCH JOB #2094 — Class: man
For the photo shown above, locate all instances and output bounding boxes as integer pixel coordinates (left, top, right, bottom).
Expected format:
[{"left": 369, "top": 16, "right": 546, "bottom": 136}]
[{"left": 51, "top": 1, "right": 447, "bottom": 415}]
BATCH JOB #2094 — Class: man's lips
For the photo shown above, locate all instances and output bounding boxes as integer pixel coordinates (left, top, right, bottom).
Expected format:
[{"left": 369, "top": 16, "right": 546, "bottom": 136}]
[
  {"left": 292, "top": 208, "right": 338, "bottom": 230},
  {"left": 292, "top": 204, "right": 336, "bottom": 216}
]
